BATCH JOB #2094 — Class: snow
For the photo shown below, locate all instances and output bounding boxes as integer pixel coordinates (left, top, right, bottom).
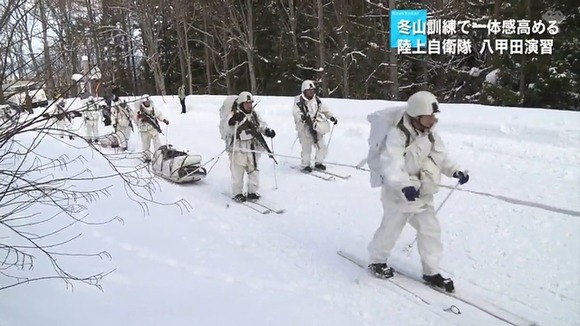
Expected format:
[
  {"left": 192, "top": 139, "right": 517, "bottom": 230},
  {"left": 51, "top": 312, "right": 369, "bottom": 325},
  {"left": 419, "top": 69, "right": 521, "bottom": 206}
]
[
  {"left": 81, "top": 55, "right": 88, "bottom": 61},
  {"left": 1, "top": 95, "right": 579, "bottom": 326},
  {"left": 71, "top": 73, "right": 83, "bottom": 81},
  {"left": 469, "top": 67, "right": 481, "bottom": 77},
  {"left": 485, "top": 68, "right": 500, "bottom": 84}
]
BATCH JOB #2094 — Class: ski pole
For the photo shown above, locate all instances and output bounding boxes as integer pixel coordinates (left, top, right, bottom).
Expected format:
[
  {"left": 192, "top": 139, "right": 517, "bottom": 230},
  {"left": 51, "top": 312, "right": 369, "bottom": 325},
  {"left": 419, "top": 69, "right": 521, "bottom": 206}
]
[
  {"left": 403, "top": 179, "right": 463, "bottom": 254},
  {"left": 356, "top": 157, "right": 368, "bottom": 169},
  {"left": 326, "top": 123, "right": 335, "bottom": 150},
  {"left": 291, "top": 136, "right": 298, "bottom": 152},
  {"left": 271, "top": 138, "right": 278, "bottom": 190},
  {"left": 165, "top": 124, "right": 168, "bottom": 146},
  {"left": 230, "top": 121, "right": 239, "bottom": 171}
]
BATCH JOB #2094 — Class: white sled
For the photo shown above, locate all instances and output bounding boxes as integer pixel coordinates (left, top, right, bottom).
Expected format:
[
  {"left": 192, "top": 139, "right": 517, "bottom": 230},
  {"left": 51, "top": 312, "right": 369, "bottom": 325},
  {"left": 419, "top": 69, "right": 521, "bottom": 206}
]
[
  {"left": 98, "top": 132, "right": 125, "bottom": 148},
  {"left": 151, "top": 144, "right": 207, "bottom": 183}
]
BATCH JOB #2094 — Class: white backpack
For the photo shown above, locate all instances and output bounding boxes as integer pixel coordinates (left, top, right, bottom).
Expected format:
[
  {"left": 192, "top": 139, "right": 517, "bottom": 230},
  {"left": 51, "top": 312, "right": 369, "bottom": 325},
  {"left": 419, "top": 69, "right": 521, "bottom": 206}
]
[
  {"left": 366, "top": 106, "right": 406, "bottom": 188},
  {"left": 366, "top": 106, "right": 436, "bottom": 188},
  {"left": 219, "top": 95, "right": 238, "bottom": 141}
]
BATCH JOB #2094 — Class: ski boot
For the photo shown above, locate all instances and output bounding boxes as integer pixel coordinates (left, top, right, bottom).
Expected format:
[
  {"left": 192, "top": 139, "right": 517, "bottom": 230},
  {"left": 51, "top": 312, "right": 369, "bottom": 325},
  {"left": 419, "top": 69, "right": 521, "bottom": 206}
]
[
  {"left": 233, "top": 193, "right": 246, "bottom": 203},
  {"left": 423, "top": 273, "right": 455, "bottom": 292},
  {"left": 246, "top": 193, "right": 260, "bottom": 201},
  {"left": 302, "top": 166, "right": 312, "bottom": 173},
  {"left": 368, "top": 262, "right": 394, "bottom": 279},
  {"left": 314, "top": 163, "right": 326, "bottom": 170}
]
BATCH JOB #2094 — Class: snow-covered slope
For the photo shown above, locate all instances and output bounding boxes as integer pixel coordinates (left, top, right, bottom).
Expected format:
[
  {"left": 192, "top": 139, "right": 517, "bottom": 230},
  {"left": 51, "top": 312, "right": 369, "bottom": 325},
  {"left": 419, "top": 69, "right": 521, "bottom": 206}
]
[{"left": 1, "top": 95, "right": 578, "bottom": 326}]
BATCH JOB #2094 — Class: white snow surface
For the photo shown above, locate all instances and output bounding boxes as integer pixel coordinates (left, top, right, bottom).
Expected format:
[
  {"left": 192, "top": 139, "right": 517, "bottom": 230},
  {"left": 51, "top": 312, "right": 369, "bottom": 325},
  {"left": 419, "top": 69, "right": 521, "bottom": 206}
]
[{"left": 1, "top": 95, "right": 579, "bottom": 326}]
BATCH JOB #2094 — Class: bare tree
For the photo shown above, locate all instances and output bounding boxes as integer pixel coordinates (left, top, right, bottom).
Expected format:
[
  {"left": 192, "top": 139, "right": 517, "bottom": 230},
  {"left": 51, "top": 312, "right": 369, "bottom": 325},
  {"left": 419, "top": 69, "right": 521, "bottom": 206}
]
[
  {"left": 37, "top": 0, "right": 56, "bottom": 99},
  {"left": 316, "top": 0, "right": 328, "bottom": 97},
  {"left": 387, "top": 0, "right": 399, "bottom": 99},
  {"left": 278, "top": 0, "right": 300, "bottom": 59},
  {"left": 14, "top": 4, "right": 40, "bottom": 74},
  {"left": 202, "top": 10, "right": 212, "bottom": 94},
  {"left": 172, "top": 0, "right": 196, "bottom": 94},
  {"left": 326, "top": 1, "right": 367, "bottom": 98},
  {"left": 0, "top": 92, "right": 191, "bottom": 291},
  {"left": 132, "top": 0, "right": 168, "bottom": 95},
  {"left": 0, "top": 2, "right": 190, "bottom": 289},
  {"left": 203, "top": 0, "right": 246, "bottom": 94},
  {"left": 212, "top": 0, "right": 257, "bottom": 94}
]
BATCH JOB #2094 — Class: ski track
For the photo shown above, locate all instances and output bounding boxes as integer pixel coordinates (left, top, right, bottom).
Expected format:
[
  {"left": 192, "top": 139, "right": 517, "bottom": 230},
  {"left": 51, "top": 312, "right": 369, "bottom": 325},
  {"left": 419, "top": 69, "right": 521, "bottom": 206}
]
[
  {"left": 85, "top": 183, "right": 453, "bottom": 326},
  {"left": 1, "top": 95, "right": 578, "bottom": 326}
]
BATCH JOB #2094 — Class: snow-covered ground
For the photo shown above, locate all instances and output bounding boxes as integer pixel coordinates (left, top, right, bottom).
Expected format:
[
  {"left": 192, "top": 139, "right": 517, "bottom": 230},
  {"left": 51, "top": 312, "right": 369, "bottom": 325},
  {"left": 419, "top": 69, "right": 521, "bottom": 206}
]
[{"left": 1, "top": 94, "right": 579, "bottom": 326}]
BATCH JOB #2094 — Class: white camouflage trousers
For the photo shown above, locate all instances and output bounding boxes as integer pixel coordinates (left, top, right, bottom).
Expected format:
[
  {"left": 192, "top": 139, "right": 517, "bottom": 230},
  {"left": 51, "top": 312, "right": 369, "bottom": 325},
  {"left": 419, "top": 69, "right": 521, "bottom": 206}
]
[
  {"left": 56, "top": 119, "right": 71, "bottom": 138},
  {"left": 298, "top": 132, "right": 327, "bottom": 168},
  {"left": 368, "top": 187, "right": 443, "bottom": 276},
  {"left": 230, "top": 144, "right": 261, "bottom": 196},
  {"left": 140, "top": 129, "right": 161, "bottom": 160},
  {"left": 85, "top": 120, "right": 99, "bottom": 141}
]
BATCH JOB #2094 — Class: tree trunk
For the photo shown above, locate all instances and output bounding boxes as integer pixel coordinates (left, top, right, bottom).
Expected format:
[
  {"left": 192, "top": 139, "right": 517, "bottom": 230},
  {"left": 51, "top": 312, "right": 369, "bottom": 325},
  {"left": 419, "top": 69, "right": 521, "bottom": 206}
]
[
  {"left": 25, "top": 35, "right": 40, "bottom": 73},
  {"left": 388, "top": 0, "right": 399, "bottom": 100},
  {"left": 175, "top": 8, "right": 188, "bottom": 90},
  {"left": 342, "top": 57, "right": 349, "bottom": 97},
  {"left": 129, "top": 37, "right": 138, "bottom": 94},
  {"left": 152, "top": 57, "right": 166, "bottom": 95},
  {"left": 38, "top": 0, "right": 56, "bottom": 99},
  {"left": 223, "top": 27, "right": 232, "bottom": 94},
  {"left": 85, "top": 0, "right": 102, "bottom": 66},
  {"left": 246, "top": 0, "right": 257, "bottom": 94},
  {"left": 140, "top": 5, "right": 166, "bottom": 95},
  {"left": 519, "top": 0, "right": 530, "bottom": 104},
  {"left": 203, "top": 13, "right": 212, "bottom": 94},
  {"left": 316, "top": 0, "right": 328, "bottom": 96},
  {"left": 184, "top": 23, "right": 193, "bottom": 95},
  {"left": 179, "top": 3, "right": 194, "bottom": 94},
  {"left": 289, "top": 0, "right": 299, "bottom": 58}
]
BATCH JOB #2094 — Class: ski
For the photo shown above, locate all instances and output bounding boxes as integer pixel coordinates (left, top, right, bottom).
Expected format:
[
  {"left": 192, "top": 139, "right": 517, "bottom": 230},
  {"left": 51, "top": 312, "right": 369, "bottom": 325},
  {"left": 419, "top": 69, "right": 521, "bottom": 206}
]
[
  {"left": 221, "top": 192, "right": 284, "bottom": 214},
  {"left": 337, "top": 250, "right": 538, "bottom": 326},
  {"left": 337, "top": 250, "right": 450, "bottom": 310},
  {"left": 221, "top": 192, "right": 270, "bottom": 214},
  {"left": 307, "top": 171, "right": 335, "bottom": 181},
  {"left": 246, "top": 199, "right": 285, "bottom": 214},
  {"left": 291, "top": 166, "right": 335, "bottom": 181},
  {"left": 312, "top": 168, "right": 351, "bottom": 179}
]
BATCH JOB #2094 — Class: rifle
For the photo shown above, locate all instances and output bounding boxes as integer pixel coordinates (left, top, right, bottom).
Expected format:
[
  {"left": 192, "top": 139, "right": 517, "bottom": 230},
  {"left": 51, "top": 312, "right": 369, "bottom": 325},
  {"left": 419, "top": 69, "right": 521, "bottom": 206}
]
[
  {"left": 248, "top": 126, "right": 278, "bottom": 165},
  {"left": 296, "top": 99, "right": 319, "bottom": 145},
  {"left": 139, "top": 106, "right": 162, "bottom": 134},
  {"left": 235, "top": 110, "right": 278, "bottom": 165}
]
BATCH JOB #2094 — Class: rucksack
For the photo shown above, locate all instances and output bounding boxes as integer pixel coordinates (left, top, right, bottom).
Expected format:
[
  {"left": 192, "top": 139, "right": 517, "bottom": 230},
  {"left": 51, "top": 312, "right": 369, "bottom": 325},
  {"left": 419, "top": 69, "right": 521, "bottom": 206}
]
[
  {"left": 219, "top": 95, "right": 238, "bottom": 140},
  {"left": 366, "top": 106, "right": 434, "bottom": 188}
]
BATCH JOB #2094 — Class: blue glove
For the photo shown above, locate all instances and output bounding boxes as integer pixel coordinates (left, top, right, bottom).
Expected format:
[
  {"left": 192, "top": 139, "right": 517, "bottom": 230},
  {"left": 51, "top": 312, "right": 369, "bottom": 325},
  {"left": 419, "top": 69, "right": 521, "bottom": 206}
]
[
  {"left": 402, "top": 186, "right": 420, "bottom": 201},
  {"left": 453, "top": 171, "right": 469, "bottom": 185}
]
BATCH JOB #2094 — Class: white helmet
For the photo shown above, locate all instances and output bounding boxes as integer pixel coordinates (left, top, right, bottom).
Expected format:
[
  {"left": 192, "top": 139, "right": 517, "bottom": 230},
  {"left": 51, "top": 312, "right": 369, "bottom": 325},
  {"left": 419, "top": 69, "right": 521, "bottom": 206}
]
[
  {"left": 405, "top": 91, "right": 440, "bottom": 117},
  {"left": 237, "top": 91, "right": 253, "bottom": 103},
  {"left": 301, "top": 80, "right": 316, "bottom": 92}
]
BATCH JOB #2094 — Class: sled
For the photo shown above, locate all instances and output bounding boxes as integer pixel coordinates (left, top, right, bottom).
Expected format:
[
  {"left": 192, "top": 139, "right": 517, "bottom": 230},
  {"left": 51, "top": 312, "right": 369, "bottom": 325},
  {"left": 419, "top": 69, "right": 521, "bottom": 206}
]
[
  {"left": 151, "top": 144, "right": 207, "bottom": 183},
  {"left": 98, "top": 132, "right": 123, "bottom": 148}
]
